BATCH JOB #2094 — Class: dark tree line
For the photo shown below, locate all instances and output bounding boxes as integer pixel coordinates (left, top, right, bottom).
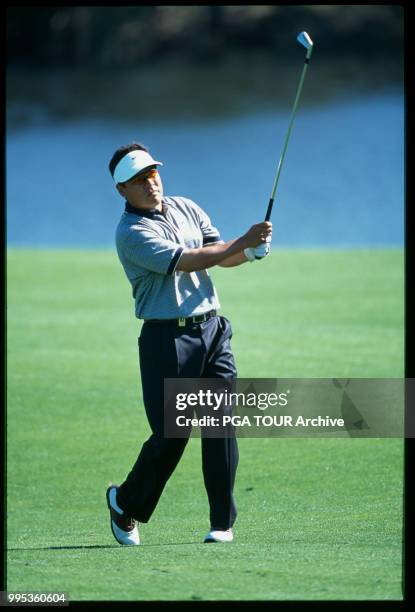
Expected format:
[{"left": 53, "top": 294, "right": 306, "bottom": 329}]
[{"left": 7, "top": 6, "right": 403, "bottom": 69}]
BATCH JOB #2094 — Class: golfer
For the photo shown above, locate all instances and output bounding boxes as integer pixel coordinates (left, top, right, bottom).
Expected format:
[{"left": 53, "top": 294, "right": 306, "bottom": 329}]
[{"left": 106, "top": 142, "right": 272, "bottom": 545}]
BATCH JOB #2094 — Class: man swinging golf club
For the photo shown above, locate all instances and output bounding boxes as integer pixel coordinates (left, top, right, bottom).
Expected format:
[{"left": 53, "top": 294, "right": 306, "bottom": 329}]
[
  {"left": 106, "top": 143, "right": 272, "bottom": 545},
  {"left": 106, "top": 30, "right": 313, "bottom": 546}
]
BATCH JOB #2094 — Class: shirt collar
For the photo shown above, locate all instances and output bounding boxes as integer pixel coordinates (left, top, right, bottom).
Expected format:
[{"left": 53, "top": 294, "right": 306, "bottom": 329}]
[{"left": 124, "top": 200, "right": 167, "bottom": 218}]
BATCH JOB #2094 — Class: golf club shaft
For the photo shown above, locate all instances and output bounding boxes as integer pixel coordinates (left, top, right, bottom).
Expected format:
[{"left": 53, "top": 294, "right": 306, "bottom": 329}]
[{"left": 265, "top": 52, "right": 312, "bottom": 222}]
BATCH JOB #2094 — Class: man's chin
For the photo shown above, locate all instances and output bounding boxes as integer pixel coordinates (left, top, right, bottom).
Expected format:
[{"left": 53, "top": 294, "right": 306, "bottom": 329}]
[
  {"left": 136, "top": 196, "right": 160, "bottom": 208},
  {"left": 149, "top": 195, "right": 163, "bottom": 207}
]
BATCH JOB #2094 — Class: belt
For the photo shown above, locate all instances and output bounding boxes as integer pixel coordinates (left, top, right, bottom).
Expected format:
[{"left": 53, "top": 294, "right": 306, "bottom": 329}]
[{"left": 145, "top": 310, "right": 217, "bottom": 327}]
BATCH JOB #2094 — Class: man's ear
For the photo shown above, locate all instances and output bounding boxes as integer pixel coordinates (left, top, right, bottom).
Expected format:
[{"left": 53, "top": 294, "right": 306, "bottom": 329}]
[{"left": 116, "top": 183, "right": 125, "bottom": 197}]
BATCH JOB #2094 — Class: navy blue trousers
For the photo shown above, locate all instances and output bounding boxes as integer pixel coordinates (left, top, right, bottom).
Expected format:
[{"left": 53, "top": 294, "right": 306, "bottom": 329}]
[{"left": 117, "top": 315, "right": 238, "bottom": 530}]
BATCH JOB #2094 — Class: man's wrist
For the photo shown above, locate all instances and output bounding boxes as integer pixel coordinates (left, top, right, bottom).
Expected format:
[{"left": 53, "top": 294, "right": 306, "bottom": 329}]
[{"left": 244, "top": 248, "right": 256, "bottom": 262}]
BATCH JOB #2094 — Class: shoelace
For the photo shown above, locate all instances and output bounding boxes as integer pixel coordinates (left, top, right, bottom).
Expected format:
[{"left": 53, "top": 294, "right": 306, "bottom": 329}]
[{"left": 125, "top": 517, "right": 135, "bottom": 531}]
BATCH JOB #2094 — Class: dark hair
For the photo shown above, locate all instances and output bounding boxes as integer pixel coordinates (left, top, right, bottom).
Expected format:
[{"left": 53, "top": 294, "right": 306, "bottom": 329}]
[{"left": 108, "top": 142, "right": 149, "bottom": 178}]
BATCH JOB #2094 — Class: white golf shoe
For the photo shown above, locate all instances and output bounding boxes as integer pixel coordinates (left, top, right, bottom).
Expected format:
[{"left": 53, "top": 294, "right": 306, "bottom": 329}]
[
  {"left": 204, "top": 529, "right": 233, "bottom": 543},
  {"left": 106, "top": 485, "right": 140, "bottom": 546}
]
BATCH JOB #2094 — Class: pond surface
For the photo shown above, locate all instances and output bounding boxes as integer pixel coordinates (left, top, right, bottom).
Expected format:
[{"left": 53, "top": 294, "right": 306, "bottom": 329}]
[{"left": 6, "top": 65, "right": 403, "bottom": 248}]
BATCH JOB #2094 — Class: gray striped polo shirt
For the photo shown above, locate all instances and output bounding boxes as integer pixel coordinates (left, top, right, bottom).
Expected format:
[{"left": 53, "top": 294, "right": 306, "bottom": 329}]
[{"left": 115, "top": 196, "right": 222, "bottom": 320}]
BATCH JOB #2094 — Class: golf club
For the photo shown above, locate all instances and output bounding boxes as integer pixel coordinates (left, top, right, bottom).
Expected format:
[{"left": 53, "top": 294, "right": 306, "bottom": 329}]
[{"left": 264, "top": 31, "right": 314, "bottom": 222}]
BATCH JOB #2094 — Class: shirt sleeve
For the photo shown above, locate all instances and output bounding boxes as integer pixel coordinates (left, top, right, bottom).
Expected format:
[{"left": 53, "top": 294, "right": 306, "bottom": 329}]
[
  {"left": 122, "top": 227, "right": 183, "bottom": 276},
  {"left": 181, "top": 197, "right": 221, "bottom": 246}
]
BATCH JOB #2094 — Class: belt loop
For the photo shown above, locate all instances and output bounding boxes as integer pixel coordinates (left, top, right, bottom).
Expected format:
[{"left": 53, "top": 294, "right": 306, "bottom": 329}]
[{"left": 178, "top": 317, "right": 186, "bottom": 327}]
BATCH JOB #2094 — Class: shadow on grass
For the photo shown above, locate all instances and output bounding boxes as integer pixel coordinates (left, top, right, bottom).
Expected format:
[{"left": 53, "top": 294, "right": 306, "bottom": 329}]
[{"left": 7, "top": 541, "right": 201, "bottom": 551}]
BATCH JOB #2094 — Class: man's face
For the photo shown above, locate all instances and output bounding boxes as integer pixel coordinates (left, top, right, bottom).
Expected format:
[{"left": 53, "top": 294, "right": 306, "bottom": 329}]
[{"left": 117, "top": 166, "right": 163, "bottom": 209}]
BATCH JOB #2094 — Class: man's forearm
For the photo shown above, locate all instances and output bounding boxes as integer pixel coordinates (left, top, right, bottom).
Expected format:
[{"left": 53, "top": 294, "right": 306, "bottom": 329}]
[
  {"left": 207, "top": 241, "right": 248, "bottom": 268},
  {"left": 176, "top": 238, "right": 248, "bottom": 272},
  {"left": 217, "top": 251, "right": 248, "bottom": 267}
]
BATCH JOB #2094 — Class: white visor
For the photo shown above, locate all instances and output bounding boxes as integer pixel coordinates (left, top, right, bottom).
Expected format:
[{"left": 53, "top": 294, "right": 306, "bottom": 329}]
[{"left": 113, "top": 150, "right": 163, "bottom": 183}]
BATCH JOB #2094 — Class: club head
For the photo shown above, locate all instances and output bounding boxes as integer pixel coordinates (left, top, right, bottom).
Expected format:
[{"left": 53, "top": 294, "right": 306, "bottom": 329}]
[{"left": 297, "top": 31, "right": 313, "bottom": 51}]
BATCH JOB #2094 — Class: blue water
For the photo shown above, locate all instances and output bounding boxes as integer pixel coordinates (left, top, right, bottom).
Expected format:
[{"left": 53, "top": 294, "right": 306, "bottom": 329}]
[{"left": 6, "top": 91, "right": 404, "bottom": 248}]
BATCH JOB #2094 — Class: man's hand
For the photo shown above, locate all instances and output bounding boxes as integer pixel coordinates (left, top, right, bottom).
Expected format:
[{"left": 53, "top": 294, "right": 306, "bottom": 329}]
[
  {"left": 244, "top": 236, "right": 272, "bottom": 262},
  {"left": 242, "top": 222, "right": 272, "bottom": 248}
]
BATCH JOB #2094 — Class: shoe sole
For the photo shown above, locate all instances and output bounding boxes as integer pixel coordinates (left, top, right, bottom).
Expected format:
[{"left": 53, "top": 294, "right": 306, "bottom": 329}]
[
  {"left": 106, "top": 486, "right": 125, "bottom": 545},
  {"left": 105, "top": 487, "right": 121, "bottom": 544},
  {"left": 204, "top": 535, "right": 233, "bottom": 543}
]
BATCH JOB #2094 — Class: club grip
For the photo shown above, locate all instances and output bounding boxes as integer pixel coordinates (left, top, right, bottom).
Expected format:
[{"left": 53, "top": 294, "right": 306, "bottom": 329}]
[{"left": 265, "top": 197, "right": 274, "bottom": 222}]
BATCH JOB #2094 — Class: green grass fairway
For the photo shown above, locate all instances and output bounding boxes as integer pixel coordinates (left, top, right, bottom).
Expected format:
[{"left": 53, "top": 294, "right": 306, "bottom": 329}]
[{"left": 6, "top": 248, "right": 404, "bottom": 601}]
